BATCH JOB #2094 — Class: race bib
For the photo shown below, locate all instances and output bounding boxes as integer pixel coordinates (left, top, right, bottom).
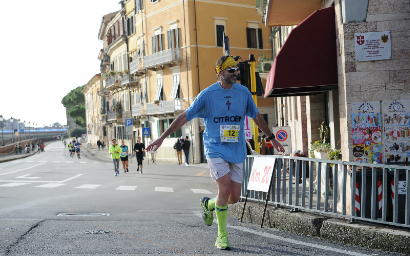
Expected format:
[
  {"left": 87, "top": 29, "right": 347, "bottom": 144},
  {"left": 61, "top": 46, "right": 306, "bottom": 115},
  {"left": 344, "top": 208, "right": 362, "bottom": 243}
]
[
  {"left": 121, "top": 152, "right": 127, "bottom": 157},
  {"left": 220, "top": 125, "right": 240, "bottom": 143}
]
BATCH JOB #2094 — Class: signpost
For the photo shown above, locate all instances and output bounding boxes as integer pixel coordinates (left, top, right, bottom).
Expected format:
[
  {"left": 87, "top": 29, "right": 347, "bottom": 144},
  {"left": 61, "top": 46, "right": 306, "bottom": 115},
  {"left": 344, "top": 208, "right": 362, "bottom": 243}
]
[
  {"left": 241, "top": 157, "right": 276, "bottom": 227},
  {"left": 125, "top": 119, "right": 133, "bottom": 136},
  {"left": 142, "top": 127, "right": 150, "bottom": 136},
  {"left": 272, "top": 126, "right": 291, "bottom": 154}
]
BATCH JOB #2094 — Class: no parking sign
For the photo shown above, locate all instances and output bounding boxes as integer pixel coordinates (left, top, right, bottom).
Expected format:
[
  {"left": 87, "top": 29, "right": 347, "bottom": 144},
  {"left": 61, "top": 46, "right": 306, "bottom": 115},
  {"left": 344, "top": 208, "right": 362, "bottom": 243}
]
[{"left": 271, "top": 126, "right": 291, "bottom": 155}]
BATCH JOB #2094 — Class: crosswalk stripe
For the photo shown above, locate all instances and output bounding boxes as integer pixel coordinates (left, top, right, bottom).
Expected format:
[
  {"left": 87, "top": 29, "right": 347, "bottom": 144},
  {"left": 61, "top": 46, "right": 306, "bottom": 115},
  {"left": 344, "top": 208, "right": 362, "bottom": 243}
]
[
  {"left": 0, "top": 183, "right": 30, "bottom": 187},
  {"left": 75, "top": 184, "right": 100, "bottom": 189},
  {"left": 93, "top": 162, "right": 100, "bottom": 164},
  {"left": 191, "top": 189, "right": 213, "bottom": 194},
  {"left": 25, "top": 161, "right": 34, "bottom": 162},
  {"left": 53, "top": 161, "right": 61, "bottom": 163},
  {"left": 80, "top": 162, "right": 87, "bottom": 164},
  {"left": 155, "top": 187, "right": 174, "bottom": 192},
  {"left": 36, "top": 183, "right": 65, "bottom": 188},
  {"left": 67, "top": 161, "right": 73, "bottom": 163},
  {"left": 116, "top": 186, "right": 137, "bottom": 191}
]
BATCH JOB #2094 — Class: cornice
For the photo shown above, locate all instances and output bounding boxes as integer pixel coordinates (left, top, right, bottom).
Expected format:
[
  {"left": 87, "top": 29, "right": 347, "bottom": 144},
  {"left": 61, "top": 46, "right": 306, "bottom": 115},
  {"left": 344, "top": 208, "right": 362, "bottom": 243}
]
[{"left": 106, "top": 35, "right": 127, "bottom": 56}]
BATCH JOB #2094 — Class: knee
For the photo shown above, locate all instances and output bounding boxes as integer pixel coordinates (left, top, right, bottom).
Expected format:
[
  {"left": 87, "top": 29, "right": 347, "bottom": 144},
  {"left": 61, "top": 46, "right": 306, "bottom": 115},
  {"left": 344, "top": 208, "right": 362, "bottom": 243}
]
[{"left": 219, "top": 184, "right": 232, "bottom": 197}]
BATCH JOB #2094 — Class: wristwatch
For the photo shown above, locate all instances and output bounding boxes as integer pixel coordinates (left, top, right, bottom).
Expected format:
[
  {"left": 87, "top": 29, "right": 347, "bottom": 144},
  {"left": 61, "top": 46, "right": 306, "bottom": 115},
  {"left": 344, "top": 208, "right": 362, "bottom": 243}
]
[{"left": 266, "top": 134, "right": 275, "bottom": 141}]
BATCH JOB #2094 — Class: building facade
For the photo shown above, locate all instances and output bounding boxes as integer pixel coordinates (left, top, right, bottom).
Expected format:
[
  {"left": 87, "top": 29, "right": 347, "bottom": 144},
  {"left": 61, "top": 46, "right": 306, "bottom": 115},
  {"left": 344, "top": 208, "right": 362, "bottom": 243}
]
[
  {"left": 97, "top": 0, "right": 276, "bottom": 163},
  {"left": 82, "top": 74, "right": 102, "bottom": 145},
  {"left": 260, "top": 0, "right": 410, "bottom": 163}
]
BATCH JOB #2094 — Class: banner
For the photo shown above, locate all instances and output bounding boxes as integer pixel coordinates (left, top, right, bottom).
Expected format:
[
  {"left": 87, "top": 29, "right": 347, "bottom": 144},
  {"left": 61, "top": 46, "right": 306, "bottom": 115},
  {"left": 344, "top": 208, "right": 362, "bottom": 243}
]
[{"left": 247, "top": 157, "right": 276, "bottom": 192}]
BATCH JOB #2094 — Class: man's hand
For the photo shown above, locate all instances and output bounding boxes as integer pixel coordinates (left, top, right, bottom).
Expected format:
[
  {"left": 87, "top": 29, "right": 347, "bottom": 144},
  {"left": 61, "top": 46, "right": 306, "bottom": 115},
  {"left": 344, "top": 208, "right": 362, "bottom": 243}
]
[
  {"left": 271, "top": 139, "right": 285, "bottom": 153},
  {"left": 146, "top": 138, "right": 164, "bottom": 152}
]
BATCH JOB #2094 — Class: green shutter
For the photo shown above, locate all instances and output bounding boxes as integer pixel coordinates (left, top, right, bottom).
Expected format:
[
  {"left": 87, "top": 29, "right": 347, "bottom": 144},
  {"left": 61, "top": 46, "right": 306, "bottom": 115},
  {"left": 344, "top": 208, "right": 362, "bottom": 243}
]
[
  {"left": 169, "top": 119, "right": 175, "bottom": 138},
  {"left": 258, "top": 28, "right": 263, "bottom": 49},
  {"left": 157, "top": 120, "right": 160, "bottom": 138},
  {"left": 246, "top": 27, "right": 251, "bottom": 48},
  {"left": 175, "top": 128, "right": 182, "bottom": 138}
]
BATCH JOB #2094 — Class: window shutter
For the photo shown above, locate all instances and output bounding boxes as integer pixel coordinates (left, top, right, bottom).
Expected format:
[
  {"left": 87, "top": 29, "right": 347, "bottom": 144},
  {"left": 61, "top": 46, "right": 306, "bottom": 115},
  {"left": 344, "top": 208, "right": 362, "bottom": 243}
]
[
  {"left": 246, "top": 27, "right": 251, "bottom": 48},
  {"left": 152, "top": 36, "right": 156, "bottom": 53},
  {"left": 123, "top": 53, "right": 127, "bottom": 70},
  {"left": 144, "top": 79, "right": 148, "bottom": 103},
  {"left": 135, "top": 0, "right": 139, "bottom": 13},
  {"left": 125, "top": 18, "right": 129, "bottom": 36},
  {"left": 142, "top": 38, "right": 145, "bottom": 56},
  {"left": 216, "top": 25, "right": 224, "bottom": 47},
  {"left": 175, "top": 28, "right": 179, "bottom": 48},
  {"left": 133, "top": 15, "right": 136, "bottom": 34},
  {"left": 258, "top": 28, "right": 263, "bottom": 49},
  {"left": 140, "top": 0, "right": 143, "bottom": 10},
  {"left": 157, "top": 120, "right": 160, "bottom": 138},
  {"left": 139, "top": 89, "right": 142, "bottom": 103},
  {"left": 163, "top": 119, "right": 169, "bottom": 131},
  {"left": 167, "top": 30, "right": 171, "bottom": 49},
  {"left": 159, "top": 34, "right": 163, "bottom": 51}
]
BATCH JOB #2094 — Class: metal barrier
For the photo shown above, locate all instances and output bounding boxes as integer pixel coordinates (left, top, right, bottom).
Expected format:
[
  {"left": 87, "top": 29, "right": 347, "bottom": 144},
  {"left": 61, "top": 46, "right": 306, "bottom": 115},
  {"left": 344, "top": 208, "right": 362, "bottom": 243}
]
[{"left": 242, "top": 155, "right": 410, "bottom": 228}]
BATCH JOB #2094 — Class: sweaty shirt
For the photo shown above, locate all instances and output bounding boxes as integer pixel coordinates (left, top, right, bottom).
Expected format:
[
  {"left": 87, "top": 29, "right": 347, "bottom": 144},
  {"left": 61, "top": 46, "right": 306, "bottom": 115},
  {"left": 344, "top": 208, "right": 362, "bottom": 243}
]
[
  {"left": 120, "top": 145, "right": 128, "bottom": 157},
  {"left": 185, "top": 82, "right": 258, "bottom": 163}
]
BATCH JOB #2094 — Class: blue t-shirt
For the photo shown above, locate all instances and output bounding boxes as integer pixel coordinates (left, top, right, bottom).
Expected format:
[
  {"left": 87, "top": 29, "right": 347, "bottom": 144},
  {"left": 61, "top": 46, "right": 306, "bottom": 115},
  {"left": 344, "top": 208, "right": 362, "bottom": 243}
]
[
  {"left": 185, "top": 82, "right": 258, "bottom": 163},
  {"left": 120, "top": 145, "right": 128, "bottom": 157},
  {"left": 74, "top": 142, "right": 81, "bottom": 149}
]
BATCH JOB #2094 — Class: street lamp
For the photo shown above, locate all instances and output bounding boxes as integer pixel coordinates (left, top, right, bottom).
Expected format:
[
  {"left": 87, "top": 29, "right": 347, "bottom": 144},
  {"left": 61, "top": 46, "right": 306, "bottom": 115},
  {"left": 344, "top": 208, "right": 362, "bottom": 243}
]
[
  {"left": 24, "top": 121, "right": 26, "bottom": 140},
  {"left": 10, "top": 117, "right": 14, "bottom": 142},
  {"left": 18, "top": 119, "right": 21, "bottom": 141},
  {"left": 28, "top": 122, "right": 31, "bottom": 138},
  {"left": 0, "top": 115, "right": 3, "bottom": 146}
]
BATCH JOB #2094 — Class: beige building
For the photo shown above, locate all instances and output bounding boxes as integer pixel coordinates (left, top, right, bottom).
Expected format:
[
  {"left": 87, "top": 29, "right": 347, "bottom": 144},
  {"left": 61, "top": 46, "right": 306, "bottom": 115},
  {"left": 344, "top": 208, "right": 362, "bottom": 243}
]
[
  {"left": 82, "top": 74, "right": 102, "bottom": 145},
  {"left": 260, "top": 0, "right": 410, "bottom": 162}
]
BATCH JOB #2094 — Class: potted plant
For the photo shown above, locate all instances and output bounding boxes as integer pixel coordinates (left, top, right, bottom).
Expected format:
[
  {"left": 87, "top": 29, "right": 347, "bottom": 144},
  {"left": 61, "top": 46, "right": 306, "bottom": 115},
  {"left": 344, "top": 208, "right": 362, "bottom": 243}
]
[
  {"left": 328, "top": 149, "right": 342, "bottom": 167},
  {"left": 310, "top": 140, "right": 332, "bottom": 159},
  {"left": 154, "top": 99, "right": 160, "bottom": 105},
  {"left": 109, "top": 71, "right": 115, "bottom": 76},
  {"left": 124, "top": 69, "right": 129, "bottom": 74},
  {"left": 118, "top": 71, "right": 123, "bottom": 76}
]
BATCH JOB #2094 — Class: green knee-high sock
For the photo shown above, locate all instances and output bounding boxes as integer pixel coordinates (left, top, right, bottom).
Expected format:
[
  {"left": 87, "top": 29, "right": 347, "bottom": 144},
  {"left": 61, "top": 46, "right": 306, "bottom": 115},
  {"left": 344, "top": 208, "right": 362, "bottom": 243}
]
[
  {"left": 208, "top": 196, "right": 217, "bottom": 211},
  {"left": 215, "top": 204, "right": 228, "bottom": 236}
]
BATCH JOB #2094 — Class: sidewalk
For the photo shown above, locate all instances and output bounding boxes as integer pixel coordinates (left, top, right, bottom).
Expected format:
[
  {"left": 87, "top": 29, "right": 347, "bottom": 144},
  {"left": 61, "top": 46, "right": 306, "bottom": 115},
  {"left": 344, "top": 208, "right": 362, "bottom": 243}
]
[{"left": 0, "top": 142, "right": 53, "bottom": 163}]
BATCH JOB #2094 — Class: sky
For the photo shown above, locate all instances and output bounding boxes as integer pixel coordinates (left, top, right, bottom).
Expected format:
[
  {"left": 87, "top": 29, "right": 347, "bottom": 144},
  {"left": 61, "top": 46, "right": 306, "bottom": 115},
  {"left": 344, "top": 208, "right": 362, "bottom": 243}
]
[{"left": 0, "top": 1, "right": 121, "bottom": 128}]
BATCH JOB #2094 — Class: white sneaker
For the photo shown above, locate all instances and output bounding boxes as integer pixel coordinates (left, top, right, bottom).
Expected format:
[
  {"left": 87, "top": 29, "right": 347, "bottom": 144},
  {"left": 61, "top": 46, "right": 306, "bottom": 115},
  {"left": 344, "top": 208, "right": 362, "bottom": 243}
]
[{"left": 185, "top": 163, "right": 189, "bottom": 166}]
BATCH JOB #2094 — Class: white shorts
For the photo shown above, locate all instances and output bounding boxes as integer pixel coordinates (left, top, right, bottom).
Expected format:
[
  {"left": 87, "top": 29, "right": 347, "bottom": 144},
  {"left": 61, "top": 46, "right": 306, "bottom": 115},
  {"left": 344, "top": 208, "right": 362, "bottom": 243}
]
[{"left": 207, "top": 157, "right": 243, "bottom": 184}]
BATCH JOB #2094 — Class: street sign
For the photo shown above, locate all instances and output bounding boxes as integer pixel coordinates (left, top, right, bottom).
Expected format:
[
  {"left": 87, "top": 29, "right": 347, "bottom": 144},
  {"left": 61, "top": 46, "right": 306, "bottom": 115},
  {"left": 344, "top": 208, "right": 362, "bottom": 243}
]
[
  {"left": 247, "top": 157, "right": 276, "bottom": 192},
  {"left": 143, "top": 127, "right": 150, "bottom": 136},
  {"left": 125, "top": 119, "right": 133, "bottom": 136},
  {"left": 272, "top": 126, "right": 291, "bottom": 155}
]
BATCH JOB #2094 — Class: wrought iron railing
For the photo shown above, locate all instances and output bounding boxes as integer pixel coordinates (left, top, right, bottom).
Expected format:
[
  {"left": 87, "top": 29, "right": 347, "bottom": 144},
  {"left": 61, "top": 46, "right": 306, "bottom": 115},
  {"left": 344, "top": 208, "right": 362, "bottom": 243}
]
[
  {"left": 132, "top": 103, "right": 142, "bottom": 117},
  {"left": 145, "top": 99, "right": 182, "bottom": 115}
]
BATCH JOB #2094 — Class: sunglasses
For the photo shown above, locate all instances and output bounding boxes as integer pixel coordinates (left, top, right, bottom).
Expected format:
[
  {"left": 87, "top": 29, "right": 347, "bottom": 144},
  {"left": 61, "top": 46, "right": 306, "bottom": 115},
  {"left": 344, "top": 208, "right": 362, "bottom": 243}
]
[{"left": 225, "top": 67, "right": 238, "bottom": 73}]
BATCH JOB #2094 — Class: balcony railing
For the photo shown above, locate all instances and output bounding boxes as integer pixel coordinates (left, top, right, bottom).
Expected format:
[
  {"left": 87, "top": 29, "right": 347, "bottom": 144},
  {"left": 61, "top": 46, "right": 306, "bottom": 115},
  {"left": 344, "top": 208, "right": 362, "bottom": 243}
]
[
  {"left": 146, "top": 99, "right": 182, "bottom": 115},
  {"left": 144, "top": 48, "right": 180, "bottom": 69},
  {"left": 107, "top": 110, "right": 117, "bottom": 121},
  {"left": 120, "top": 74, "right": 137, "bottom": 86},
  {"left": 130, "top": 58, "right": 144, "bottom": 75},
  {"left": 122, "top": 110, "right": 132, "bottom": 119},
  {"left": 132, "top": 103, "right": 142, "bottom": 117},
  {"left": 259, "top": 53, "right": 274, "bottom": 73}
]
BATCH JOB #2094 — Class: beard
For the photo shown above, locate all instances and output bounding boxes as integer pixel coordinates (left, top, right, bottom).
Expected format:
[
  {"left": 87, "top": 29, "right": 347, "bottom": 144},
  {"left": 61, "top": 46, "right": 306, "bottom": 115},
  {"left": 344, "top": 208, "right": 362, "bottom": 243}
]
[{"left": 223, "top": 73, "right": 237, "bottom": 84}]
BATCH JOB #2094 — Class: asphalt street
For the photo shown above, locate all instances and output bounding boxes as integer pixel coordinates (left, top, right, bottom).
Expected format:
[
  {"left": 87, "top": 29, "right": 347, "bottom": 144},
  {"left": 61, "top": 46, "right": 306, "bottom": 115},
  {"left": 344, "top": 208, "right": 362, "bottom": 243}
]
[{"left": 0, "top": 141, "right": 403, "bottom": 255}]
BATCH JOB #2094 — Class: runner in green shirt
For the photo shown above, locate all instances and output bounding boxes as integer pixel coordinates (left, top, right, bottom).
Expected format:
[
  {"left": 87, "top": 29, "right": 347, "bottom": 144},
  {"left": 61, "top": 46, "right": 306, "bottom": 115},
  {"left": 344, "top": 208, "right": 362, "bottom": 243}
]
[{"left": 109, "top": 138, "right": 122, "bottom": 176}]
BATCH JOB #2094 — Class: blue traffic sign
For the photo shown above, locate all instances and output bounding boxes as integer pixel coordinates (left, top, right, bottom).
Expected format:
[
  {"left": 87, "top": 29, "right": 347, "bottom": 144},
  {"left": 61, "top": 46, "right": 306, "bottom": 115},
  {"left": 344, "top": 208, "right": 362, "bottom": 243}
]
[
  {"left": 125, "top": 119, "right": 133, "bottom": 126},
  {"left": 143, "top": 127, "right": 150, "bottom": 136}
]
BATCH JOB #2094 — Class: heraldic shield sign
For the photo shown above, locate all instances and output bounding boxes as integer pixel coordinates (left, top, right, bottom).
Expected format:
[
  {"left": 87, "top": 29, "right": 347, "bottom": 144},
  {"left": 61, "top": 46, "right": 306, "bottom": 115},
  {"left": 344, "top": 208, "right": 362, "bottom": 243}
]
[{"left": 355, "top": 31, "right": 391, "bottom": 61}]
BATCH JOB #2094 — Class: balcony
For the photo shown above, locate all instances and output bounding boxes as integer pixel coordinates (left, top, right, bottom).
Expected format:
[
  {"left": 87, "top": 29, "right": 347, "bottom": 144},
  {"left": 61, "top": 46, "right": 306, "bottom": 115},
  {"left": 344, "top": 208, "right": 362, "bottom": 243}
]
[
  {"left": 105, "top": 75, "right": 121, "bottom": 90},
  {"left": 132, "top": 103, "right": 142, "bottom": 117},
  {"left": 102, "top": 115, "right": 107, "bottom": 125},
  {"left": 146, "top": 99, "right": 182, "bottom": 116},
  {"left": 120, "top": 74, "right": 138, "bottom": 87},
  {"left": 130, "top": 58, "right": 145, "bottom": 75},
  {"left": 107, "top": 110, "right": 117, "bottom": 121},
  {"left": 144, "top": 48, "right": 181, "bottom": 70},
  {"left": 122, "top": 110, "right": 132, "bottom": 119}
]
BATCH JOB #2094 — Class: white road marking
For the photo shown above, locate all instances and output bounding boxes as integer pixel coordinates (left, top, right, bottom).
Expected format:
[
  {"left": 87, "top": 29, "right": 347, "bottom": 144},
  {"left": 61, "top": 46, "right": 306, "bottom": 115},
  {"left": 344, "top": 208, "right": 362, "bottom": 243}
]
[
  {"left": 0, "top": 183, "right": 30, "bottom": 187},
  {"left": 0, "top": 162, "right": 46, "bottom": 176},
  {"left": 40, "top": 161, "right": 47, "bottom": 163},
  {"left": 93, "top": 162, "right": 100, "bottom": 164},
  {"left": 116, "top": 186, "right": 137, "bottom": 190},
  {"left": 59, "top": 174, "right": 82, "bottom": 183},
  {"left": 53, "top": 161, "right": 61, "bottom": 163},
  {"left": 25, "top": 161, "right": 34, "bottom": 163},
  {"left": 16, "top": 174, "right": 40, "bottom": 179},
  {"left": 191, "top": 189, "right": 213, "bottom": 194},
  {"left": 106, "top": 163, "right": 111, "bottom": 165},
  {"left": 192, "top": 211, "right": 369, "bottom": 256},
  {"left": 155, "top": 187, "right": 174, "bottom": 192},
  {"left": 36, "top": 183, "right": 65, "bottom": 188},
  {"left": 75, "top": 184, "right": 100, "bottom": 189},
  {"left": 80, "top": 162, "right": 87, "bottom": 164},
  {"left": 67, "top": 161, "right": 73, "bottom": 163}
]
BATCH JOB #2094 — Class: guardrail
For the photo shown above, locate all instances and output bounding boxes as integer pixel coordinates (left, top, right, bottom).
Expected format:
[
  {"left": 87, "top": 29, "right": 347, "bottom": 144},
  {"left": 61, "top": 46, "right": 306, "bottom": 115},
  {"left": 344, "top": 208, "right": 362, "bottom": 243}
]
[{"left": 242, "top": 155, "right": 410, "bottom": 228}]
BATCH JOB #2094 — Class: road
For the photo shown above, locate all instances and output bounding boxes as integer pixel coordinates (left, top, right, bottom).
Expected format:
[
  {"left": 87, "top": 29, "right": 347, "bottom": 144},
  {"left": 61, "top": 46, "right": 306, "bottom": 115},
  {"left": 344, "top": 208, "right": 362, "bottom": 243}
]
[{"left": 0, "top": 141, "right": 402, "bottom": 255}]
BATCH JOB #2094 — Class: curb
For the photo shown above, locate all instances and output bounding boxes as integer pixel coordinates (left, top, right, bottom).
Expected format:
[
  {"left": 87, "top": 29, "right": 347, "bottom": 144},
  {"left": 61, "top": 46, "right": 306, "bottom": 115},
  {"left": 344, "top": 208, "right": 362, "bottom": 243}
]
[{"left": 229, "top": 201, "right": 410, "bottom": 254}]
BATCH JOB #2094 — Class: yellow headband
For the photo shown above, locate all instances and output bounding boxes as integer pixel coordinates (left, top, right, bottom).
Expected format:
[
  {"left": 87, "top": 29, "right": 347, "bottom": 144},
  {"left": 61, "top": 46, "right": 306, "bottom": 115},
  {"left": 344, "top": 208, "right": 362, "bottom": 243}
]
[{"left": 215, "top": 56, "right": 237, "bottom": 73}]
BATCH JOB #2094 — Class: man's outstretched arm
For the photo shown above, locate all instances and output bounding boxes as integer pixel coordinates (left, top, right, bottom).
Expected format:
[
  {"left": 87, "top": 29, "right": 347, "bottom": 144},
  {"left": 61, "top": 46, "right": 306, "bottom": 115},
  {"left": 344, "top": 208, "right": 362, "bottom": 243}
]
[
  {"left": 253, "top": 112, "right": 285, "bottom": 153},
  {"left": 145, "top": 112, "right": 188, "bottom": 152}
]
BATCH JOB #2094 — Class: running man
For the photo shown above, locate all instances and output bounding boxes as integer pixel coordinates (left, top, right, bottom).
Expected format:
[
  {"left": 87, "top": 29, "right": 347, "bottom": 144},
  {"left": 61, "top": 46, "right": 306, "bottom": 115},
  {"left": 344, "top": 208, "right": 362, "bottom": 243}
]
[
  {"left": 109, "top": 138, "right": 122, "bottom": 176},
  {"left": 133, "top": 136, "right": 145, "bottom": 173},
  {"left": 74, "top": 140, "right": 82, "bottom": 159},
  {"left": 146, "top": 55, "right": 285, "bottom": 250},
  {"left": 120, "top": 140, "right": 129, "bottom": 173},
  {"left": 64, "top": 140, "right": 67, "bottom": 148},
  {"left": 68, "top": 141, "right": 73, "bottom": 157}
]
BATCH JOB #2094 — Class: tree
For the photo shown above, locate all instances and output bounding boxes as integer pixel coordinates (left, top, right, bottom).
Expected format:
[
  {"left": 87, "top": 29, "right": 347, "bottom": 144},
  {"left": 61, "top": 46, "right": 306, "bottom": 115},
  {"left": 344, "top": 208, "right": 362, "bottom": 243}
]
[
  {"left": 61, "top": 85, "right": 86, "bottom": 127},
  {"left": 52, "top": 122, "right": 63, "bottom": 127}
]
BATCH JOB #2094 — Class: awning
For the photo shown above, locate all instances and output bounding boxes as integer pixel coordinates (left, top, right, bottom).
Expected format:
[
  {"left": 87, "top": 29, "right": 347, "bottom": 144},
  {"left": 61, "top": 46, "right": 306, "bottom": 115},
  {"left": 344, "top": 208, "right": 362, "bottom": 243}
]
[{"left": 265, "top": 7, "right": 338, "bottom": 98}]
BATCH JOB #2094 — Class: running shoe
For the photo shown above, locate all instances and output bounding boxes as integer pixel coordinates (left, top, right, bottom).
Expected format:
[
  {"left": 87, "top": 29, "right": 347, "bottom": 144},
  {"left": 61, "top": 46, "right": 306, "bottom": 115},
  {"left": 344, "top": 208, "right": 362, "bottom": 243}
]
[
  {"left": 215, "top": 235, "right": 231, "bottom": 250},
  {"left": 137, "top": 167, "right": 139, "bottom": 172},
  {"left": 115, "top": 172, "right": 117, "bottom": 177},
  {"left": 126, "top": 168, "right": 129, "bottom": 172},
  {"left": 200, "top": 197, "right": 214, "bottom": 226}
]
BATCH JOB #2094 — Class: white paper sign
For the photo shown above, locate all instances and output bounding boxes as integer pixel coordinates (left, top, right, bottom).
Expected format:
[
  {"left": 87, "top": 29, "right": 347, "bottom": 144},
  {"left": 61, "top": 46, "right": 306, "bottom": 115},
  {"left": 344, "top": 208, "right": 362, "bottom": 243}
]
[
  {"left": 246, "top": 157, "right": 276, "bottom": 192},
  {"left": 244, "top": 116, "right": 252, "bottom": 139},
  {"left": 355, "top": 31, "right": 391, "bottom": 62},
  {"left": 398, "top": 181, "right": 407, "bottom": 195}
]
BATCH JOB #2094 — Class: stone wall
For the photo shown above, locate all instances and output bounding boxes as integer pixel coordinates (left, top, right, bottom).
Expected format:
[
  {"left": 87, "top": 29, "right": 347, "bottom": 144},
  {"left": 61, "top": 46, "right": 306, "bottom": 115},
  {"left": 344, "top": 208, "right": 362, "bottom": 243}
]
[{"left": 336, "top": 0, "right": 410, "bottom": 161}]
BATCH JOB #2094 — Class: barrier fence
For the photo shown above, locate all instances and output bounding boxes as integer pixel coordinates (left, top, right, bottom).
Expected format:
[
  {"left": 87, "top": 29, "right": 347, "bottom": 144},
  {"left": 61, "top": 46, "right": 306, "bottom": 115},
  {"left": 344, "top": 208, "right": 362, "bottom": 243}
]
[{"left": 242, "top": 155, "right": 410, "bottom": 228}]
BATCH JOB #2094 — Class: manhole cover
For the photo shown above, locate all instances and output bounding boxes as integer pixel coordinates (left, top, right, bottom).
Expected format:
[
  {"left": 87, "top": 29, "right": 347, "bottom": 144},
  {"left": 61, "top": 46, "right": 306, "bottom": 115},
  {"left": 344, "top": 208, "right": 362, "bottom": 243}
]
[
  {"left": 84, "top": 230, "right": 110, "bottom": 234},
  {"left": 57, "top": 213, "right": 110, "bottom": 217}
]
